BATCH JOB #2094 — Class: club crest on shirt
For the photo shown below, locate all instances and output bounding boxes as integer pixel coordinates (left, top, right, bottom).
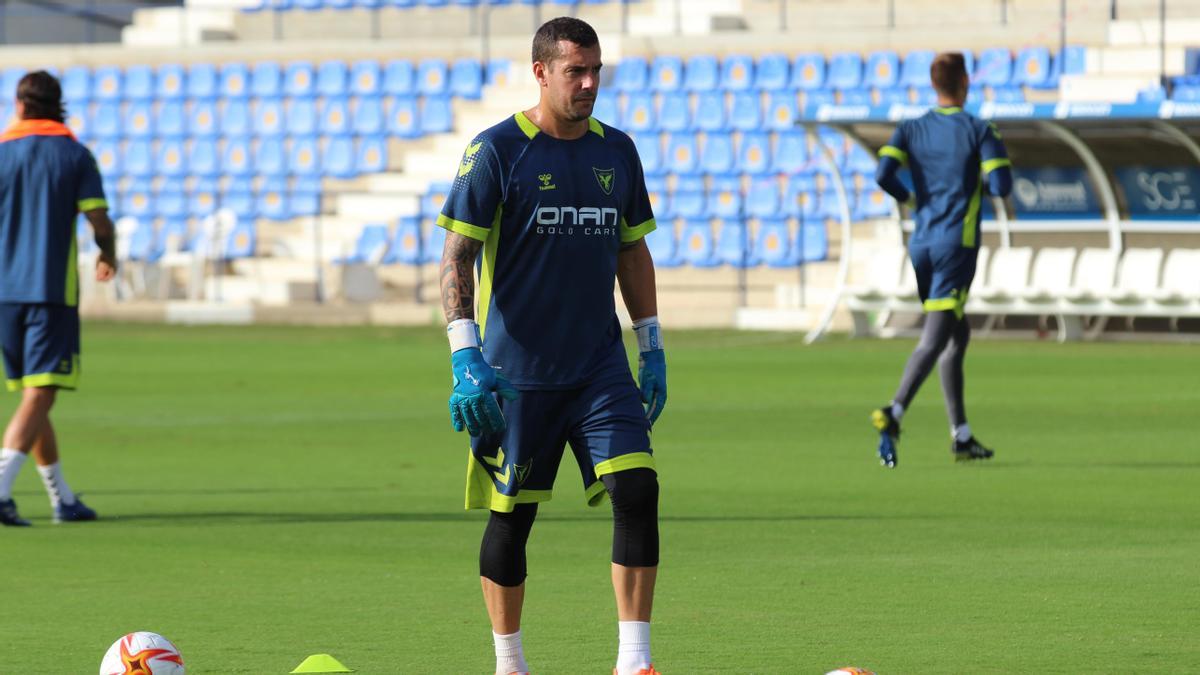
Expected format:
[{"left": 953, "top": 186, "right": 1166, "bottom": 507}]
[{"left": 593, "top": 167, "right": 615, "bottom": 195}]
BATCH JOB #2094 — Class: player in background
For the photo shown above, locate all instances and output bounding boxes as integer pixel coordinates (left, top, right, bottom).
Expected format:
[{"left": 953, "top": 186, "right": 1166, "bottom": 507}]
[
  {"left": 871, "top": 52, "right": 1013, "bottom": 467},
  {"left": 438, "top": 18, "right": 665, "bottom": 675},
  {"left": 0, "top": 71, "right": 117, "bottom": 526}
]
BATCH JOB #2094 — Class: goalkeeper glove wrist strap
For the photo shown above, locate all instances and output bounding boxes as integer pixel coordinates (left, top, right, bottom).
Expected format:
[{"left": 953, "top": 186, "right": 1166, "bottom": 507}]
[
  {"left": 447, "top": 318, "right": 482, "bottom": 353},
  {"left": 632, "top": 315, "right": 663, "bottom": 352}
]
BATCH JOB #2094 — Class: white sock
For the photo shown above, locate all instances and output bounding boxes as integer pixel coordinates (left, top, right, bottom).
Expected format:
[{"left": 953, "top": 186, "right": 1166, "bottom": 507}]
[
  {"left": 953, "top": 423, "right": 972, "bottom": 443},
  {"left": 493, "top": 630, "right": 528, "bottom": 675},
  {"left": 889, "top": 401, "right": 905, "bottom": 422},
  {"left": 0, "top": 448, "right": 28, "bottom": 501},
  {"left": 36, "top": 462, "right": 76, "bottom": 507},
  {"left": 616, "top": 621, "right": 652, "bottom": 675}
]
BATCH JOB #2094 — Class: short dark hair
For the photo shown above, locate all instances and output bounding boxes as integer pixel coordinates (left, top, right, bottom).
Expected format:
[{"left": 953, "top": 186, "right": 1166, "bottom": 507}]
[
  {"left": 531, "top": 17, "right": 599, "bottom": 65},
  {"left": 930, "top": 52, "right": 968, "bottom": 97},
  {"left": 17, "top": 70, "right": 66, "bottom": 123}
]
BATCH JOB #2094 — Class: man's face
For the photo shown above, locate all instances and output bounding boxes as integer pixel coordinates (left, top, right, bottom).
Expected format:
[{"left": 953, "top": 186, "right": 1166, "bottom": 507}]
[{"left": 537, "top": 40, "right": 602, "bottom": 123}]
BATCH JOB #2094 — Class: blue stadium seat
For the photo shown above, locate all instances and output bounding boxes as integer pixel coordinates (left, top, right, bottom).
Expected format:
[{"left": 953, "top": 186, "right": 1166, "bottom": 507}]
[
  {"left": 684, "top": 55, "right": 719, "bottom": 92},
  {"left": 843, "top": 143, "right": 876, "bottom": 173},
  {"left": 417, "top": 59, "right": 449, "bottom": 95},
  {"left": 631, "top": 133, "right": 662, "bottom": 175},
  {"left": 285, "top": 62, "right": 317, "bottom": 97},
  {"left": 814, "top": 126, "right": 847, "bottom": 167},
  {"left": 755, "top": 54, "right": 791, "bottom": 92},
  {"left": 1013, "top": 46, "right": 1051, "bottom": 87},
  {"left": 62, "top": 67, "right": 90, "bottom": 103},
  {"left": 252, "top": 62, "right": 282, "bottom": 98},
  {"left": 189, "top": 185, "right": 218, "bottom": 219},
  {"left": 156, "top": 140, "right": 187, "bottom": 178},
  {"left": 323, "top": 136, "right": 357, "bottom": 178},
  {"left": 679, "top": 219, "right": 717, "bottom": 267},
  {"left": 384, "top": 60, "right": 415, "bottom": 95},
  {"left": 729, "top": 92, "right": 761, "bottom": 131},
  {"left": 839, "top": 89, "right": 872, "bottom": 106},
  {"left": 792, "top": 53, "right": 826, "bottom": 90},
  {"left": 450, "top": 60, "right": 484, "bottom": 99},
  {"left": 864, "top": 51, "right": 900, "bottom": 89},
  {"left": 771, "top": 130, "right": 809, "bottom": 174},
  {"left": 857, "top": 187, "right": 892, "bottom": 219},
  {"left": 764, "top": 92, "right": 798, "bottom": 131},
  {"left": 220, "top": 63, "right": 251, "bottom": 99},
  {"left": 700, "top": 133, "right": 735, "bottom": 174},
  {"left": 344, "top": 224, "right": 390, "bottom": 264},
  {"left": 123, "top": 141, "right": 154, "bottom": 178},
  {"left": 420, "top": 222, "right": 446, "bottom": 264},
  {"left": 156, "top": 101, "right": 187, "bottom": 138},
  {"left": 817, "top": 190, "right": 843, "bottom": 220},
  {"left": 189, "top": 100, "right": 219, "bottom": 137},
  {"left": 974, "top": 48, "right": 1012, "bottom": 87},
  {"left": 160, "top": 220, "right": 191, "bottom": 253},
  {"left": 257, "top": 178, "right": 291, "bottom": 221},
  {"left": 92, "top": 66, "right": 122, "bottom": 101},
  {"left": 90, "top": 104, "right": 121, "bottom": 139},
  {"left": 754, "top": 218, "right": 792, "bottom": 267},
  {"left": 797, "top": 221, "right": 828, "bottom": 262},
  {"left": 827, "top": 52, "right": 863, "bottom": 90},
  {"left": 623, "top": 92, "right": 656, "bottom": 132},
  {"left": 591, "top": 93, "right": 619, "bottom": 126},
  {"left": 321, "top": 98, "right": 352, "bottom": 135},
  {"left": 66, "top": 106, "right": 89, "bottom": 141},
  {"left": 878, "top": 88, "right": 910, "bottom": 105},
  {"left": 720, "top": 55, "right": 755, "bottom": 91},
  {"left": 125, "top": 219, "right": 159, "bottom": 261},
  {"left": 255, "top": 138, "right": 288, "bottom": 176},
  {"left": 1, "top": 68, "right": 22, "bottom": 101},
  {"left": 254, "top": 98, "right": 286, "bottom": 137},
  {"left": 1062, "top": 45, "right": 1087, "bottom": 76},
  {"left": 221, "top": 191, "right": 257, "bottom": 224},
  {"left": 665, "top": 133, "right": 699, "bottom": 175},
  {"left": 745, "top": 178, "right": 781, "bottom": 218},
  {"left": 224, "top": 222, "right": 257, "bottom": 259},
  {"left": 913, "top": 87, "right": 938, "bottom": 106},
  {"left": 188, "top": 139, "right": 220, "bottom": 178},
  {"left": 352, "top": 96, "right": 385, "bottom": 135},
  {"left": 350, "top": 60, "right": 382, "bottom": 96},
  {"left": 290, "top": 182, "right": 321, "bottom": 216},
  {"left": 645, "top": 224, "right": 682, "bottom": 268},
  {"left": 220, "top": 100, "right": 253, "bottom": 137},
  {"left": 152, "top": 64, "right": 187, "bottom": 101},
  {"left": 92, "top": 142, "right": 121, "bottom": 177},
  {"left": 125, "top": 103, "right": 154, "bottom": 138},
  {"left": 715, "top": 219, "right": 752, "bottom": 267},
  {"left": 786, "top": 181, "right": 820, "bottom": 220},
  {"left": 804, "top": 89, "right": 836, "bottom": 108},
  {"left": 122, "top": 190, "right": 153, "bottom": 219},
  {"left": 223, "top": 139, "right": 254, "bottom": 178},
  {"left": 388, "top": 96, "right": 421, "bottom": 137},
  {"left": 357, "top": 136, "right": 388, "bottom": 173},
  {"left": 650, "top": 56, "right": 683, "bottom": 92},
  {"left": 188, "top": 63, "right": 219, "bottom": 99},
  {"left": 737, "top": 132, "right": 771, "bottom": 174},
  {"left": 706, "top": 178, "right": 742, "bottom": 218},
  {"left": 318, "top": 61, "right": 348, "bottom": 97},
  {"left": 692, "top": 91, "right": 726, "bottom": 131},
  {"left": 900, "top": 50, "right": 935, "bottom": 88},
  {"left": 125, "top": 66, "right": 155, "bottom": 101},
  {"left": 674, "top": 174, "right": 705, "bottom": 193},
  {"left": 485, "top": 59, "right": 512, "bottom": 87},
  {"left": 155, "top": 189, "right": 188, "bottom": 220},
  {"left": 656, "top": 92, "right": 690, "bottom": 132},
  {"left": 286, "top": 98, "right": 319, "bottom": 136},
  {"left": 670, "top": 191, "right": 705, "bottom": 219},
  {"left": 387, "top": 217, "right": 422, "bottom": 265},
  {"left": 614, "top": 57, "right": 649, "bottom": 92},
  {"left": 420, "top": 96, "right": 453, "bottom": 134}
]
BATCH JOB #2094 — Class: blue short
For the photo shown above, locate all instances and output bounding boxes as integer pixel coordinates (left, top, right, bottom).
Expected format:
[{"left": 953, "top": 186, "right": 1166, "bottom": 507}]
[
  {"left": 465, "top": 369, "right": 654, "bottom": 512},
  {"left": 1, "top": 303, "right": 81, "bottom": 392},
  {"left": 909, "top": 245, "right": 979, "bottom": 318}
]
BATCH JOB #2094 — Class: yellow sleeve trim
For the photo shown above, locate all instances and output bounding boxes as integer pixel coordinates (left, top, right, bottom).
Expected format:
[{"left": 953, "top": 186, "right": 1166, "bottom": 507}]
[
  {"left": 878, "top": 145, "right": 908, "bottom": 164},
  {"left": 594, "top": 452, "right": 657, "bottom": 478},
  {"left": 981, "top": 158, "right": 1012, "bottom": 175},
  {"left": 588, "top": 117, "right": 605, "bottom": 138},
  {"left": 78, "top": 198, "right": 108, "bottom": 212},
  {"left": 620, "top": 217, "right": 657, "bottom": 243},
  {"left": 514, "top": 111, "right": 540, "bottom": 140},
  {"left": 436, "top": 214, "right": 490, "bottom": 242}
]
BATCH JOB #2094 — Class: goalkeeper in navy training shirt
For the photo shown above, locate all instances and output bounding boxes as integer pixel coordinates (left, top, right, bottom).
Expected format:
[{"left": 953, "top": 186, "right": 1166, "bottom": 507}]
[{"left": 871, "top": 52, "right": 1013, "bottom": 467}]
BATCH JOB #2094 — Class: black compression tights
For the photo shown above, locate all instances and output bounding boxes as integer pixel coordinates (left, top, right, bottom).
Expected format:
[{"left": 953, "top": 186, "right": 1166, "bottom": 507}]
[{"left": 892, "top": 311, "right": 971, "bottom": 427}]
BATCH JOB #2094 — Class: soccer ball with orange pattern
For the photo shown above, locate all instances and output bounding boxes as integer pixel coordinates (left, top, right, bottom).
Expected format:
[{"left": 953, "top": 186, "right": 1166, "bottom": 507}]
[{"left": 99, "top": 631, "right": 185, "bottom": 675}]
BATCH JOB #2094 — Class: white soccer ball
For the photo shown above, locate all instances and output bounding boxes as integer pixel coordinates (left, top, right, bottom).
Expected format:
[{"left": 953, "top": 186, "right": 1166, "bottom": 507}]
[
  {"left": 100, "top": 631, "right": 185, "bottom": 675},
  {"left": 825, "top": 669, "right": 876, "bottom": 675}
]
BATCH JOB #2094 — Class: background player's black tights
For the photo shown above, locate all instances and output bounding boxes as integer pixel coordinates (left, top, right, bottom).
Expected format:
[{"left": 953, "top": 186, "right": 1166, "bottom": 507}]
[{"left": 893, "top": 311, "right": 970, "bottom": 427}]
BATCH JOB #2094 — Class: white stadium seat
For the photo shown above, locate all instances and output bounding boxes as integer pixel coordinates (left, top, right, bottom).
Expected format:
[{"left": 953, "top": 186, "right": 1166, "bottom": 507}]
[
  {"left": 1109, "top": 248, "right": 1164, "bottom": 303},
  {"left": 1020, "top": 247, "right": 1077, "bottom": 303},
  {"left": 972, "top": 246, "right": 1032, "bottom": 302},
  {"left": 1153, "top": 249, "right": 1200, "bottom": 305},
  {"left": 850, "top": 246, "right": 906, "bottom": 302},
  {"left": 1063, "top": 247, "right": 1119, "bottom": 303}
]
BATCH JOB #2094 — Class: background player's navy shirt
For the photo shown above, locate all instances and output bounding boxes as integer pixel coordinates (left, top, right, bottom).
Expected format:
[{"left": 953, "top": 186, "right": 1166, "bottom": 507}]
[
  {"left": 0, "top": 121, "right": 106, "bottom": 306},
  {"left": 880, "top": 107, "right": 1010, "bottom": 249},
  {"left": 438, "top": 112, "right": 656, "bottom": 390}
]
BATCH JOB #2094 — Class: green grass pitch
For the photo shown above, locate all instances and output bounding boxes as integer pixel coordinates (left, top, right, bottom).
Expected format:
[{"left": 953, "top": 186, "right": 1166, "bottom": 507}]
[{"left": 4, "top": 323, "right": 1198, "bottom": 673}]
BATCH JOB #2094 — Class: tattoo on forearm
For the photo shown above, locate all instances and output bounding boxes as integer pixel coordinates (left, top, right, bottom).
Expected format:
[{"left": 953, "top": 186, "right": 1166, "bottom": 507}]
[{"left": 441, "top": 234, "right": 483, "bottom": 323}]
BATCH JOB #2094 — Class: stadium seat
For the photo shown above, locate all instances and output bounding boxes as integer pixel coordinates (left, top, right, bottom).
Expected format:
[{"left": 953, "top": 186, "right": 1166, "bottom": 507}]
[
  {"left": 157, "top": 140, "right": 187, "bottom": 178},
  {"left": 1013, "top": 46, "right": 1051, "bottom": 87},
  {"left": 220, "top": 100, "right": 253, "bottom": 137},
  {"left": 729, "top": 92, "right": 761, "bottom": 131},
  {"left": 155, "top": 189, "right": 188, "bottom": 220},
  {"left": 771, "top": 130, "right": 809, "bottom": 174},
  {"left": 754, "top": 54, "right": 790, "bottom": 92},
  {"left": 674, "top": 174, "right": 705, "bottom": 194},
  {"left": 188, "top": 139, "right": 220, "bottom": 178},
  {"left": 92, "top": 66, "right": 122, "bottom": 101},
  {"left": 125, "top": 65, "right": 155, "bottom": 101},
  {"left": 344, "top": 224, "right": 391, "bottom": 264},
  {"left": 189, "top": 184, "right": 218, "bottom": 219},
  {"left": 486, "top": 59, "right": 512, "bottom": 87},
  {"left": 878, "top": 88, "right": 910, "bottom": 105},
  {"left": 290, "top": 181, "right": 322, "bottom": 216},
  {"left": 318, "top": 61, "right": 349, "bottom": 97},
  {"left": 754, "top": 219, "right": 792, "bottom": 267},
  {"left": 224, "top": 222, "right": 257, "bottom": 259},
  {"left": 122, "top": 190, "right": 154, "bottom": 219},
  {"left": 973, "top": 246, "right": 1033, "bottom": 302},
  {"left": 974, "top": 48, "right": 1013, "bottom": 87},
  {"left": 220, "top": 63, "right": 251, "bottom": 99},
  {"left": 285, "top": 62, "right": 317, "bottom": 97},
  {"left": 784, "top": 178, "right": 820, "bottom": 219},
  {"left": 87, "top": 104, "right": 119, "bottom": 140},
  {"left": 623, "top": 92, "right": 656, "bottom": 132},
  {"left": 804, "top": 89, "right": 837, "bottom": 108},
  {"left": 220, "top": 191, "right": 257, "bottom": 223},
  {"left": 62, "top": 67, "right": 90, "bottom": 103},
  {"left": 357, "top": 137, "right": 388, "bottom": 173},
  {"left": 797, "top": 221, "right": 829, "bottom": 262},
  {"left": 680, "top": 219, "right": 718, "bottom": 267},
  {"left": 1153, "top": 249, "right": 1200, "bottom": 304},
  {"left": 387, "top": 217, "right": 422, "bottom": 265},
  {"left": 737, "top": 132, "right": 771, "bottom": 175},
  {"left": 156, "top": 101, "right": 187, "bottom": 138},
  {"left": 700, "top": 133, "right": 735, "bottom": 174},
  {"left": 123, "top": 141, "right": 154, "bottom": 178},
  {"left": 187, "top": 63, "right": 218, "bottom": 99},
  {"left": 321, "top": 99, "right": 352, "bottom": 135},
  {"left": 632, "top": 133, "right": 663, "bottom": 175},
  {"left": 352, "top": 97, "right": 386, "bottom": 135},
  {"left": 388, "top": 96, "right": 421, "bottom": 137},
  {"left": 422, "top": 183, "right": 450, "bottom": 218},
  {"left": 665, "top": 133, "right": 699, "bottom": 175},
  {"left": 1108, "top": 248, "right": 1164, "bottom": 303},
  {"left": 792, "top": 53, "right": 826, "bottom": 90},
  {"left": 899, "top": 50, "right": 935, "bottom": 89},
  {"left": 450, "top": 60, "right": 484, "bottom": 99},
  {"left": 715, "top": 219, "right": 751, "bottom": 266},
  {"left": 650, "top": 56, "right": 683, "bottom": 92},
  {"left": 614, "top": 57, "right": 649, "bottom": 92},
  {"left": 322, "top": 136, "right": 356, "bottom": 178},
  {"left": 645, "top": 224, "right": 682, "bottom": 267},
  {"left": 125, "top": 219, "right": 160, "bottom": 262},
  {"left": 254, "top": 98, "right": 286, "bottom": 137},
  {"left": 654, "top": 92, "right": 688, "bottom": 132},
  {"left": 420, "top": 221, "right": 446, "bottom": 264},
  {"left": 257, "top": 177, "right": 292, "bottom": 221},
  {"left": 255, "top": 138, "right": 288, "bottom": 175},
  {"left": 160, "top": 220, "right": 191, "bottom": 254},
  {"left": 746, "top": 178, "right": 782, "bottom": 218},
  {"left": 706, "top": 178, "right": 742, "bottom": 218},
  {"left": 252, "top": 62, "right": 282, "bottom": 98},
  {"left": 864, "top": 51, "right": 900, "bottom": 90},
  {"left": 765, "top": 92, "right": 799, "bottom": 131},
  {"left": 913, "top": 86, "right": 938, "bottom": 106},
  {"left": 857, "top": 187, "right": 892, "bottom": 219},
  {"left": 286, "top": 98, "right": 319, "bottom": 136},
  {"left": 839, "top": 89, "right": 872, "bottom": 106},
  {"left": 384, "top": 60, "right": 415, "bottom": 95},
  {"left": 350, "top": 60, "right": 382, "bottom": 96},
  {"left": 827, "top": 52, "right": 863, "bottom": 90},
  {"left": 420, "top": 96, "right": 453, "bottom": 134},
  {"left": 66, "top": 106, "right": 89, "bottom": 141},
  {"left": 684, "top": 55, "right": 719, "bottom": 92},
  {"left": 692, "top": 91, "right": 727, "bottom": 131},
  {"left": 1, "top": 68, "right": 21, "bottom": 101},
  {"left": 720, "top": 55, "right": 755, "bottom": 91},
  {"left": 189, "top": 100, "right": 219, "bottom": 137},
  {"left": 1015, "top": 247, "right": 1076, "bottom": 304},
  {"left": 669, "top": 190, "right": 706, "bottom": 219},
  {"left": 122, "top": 103, "right": 153, "bottom": 139},
  {"left": 223, "top": 139, "right": 254, "bottom": 177},
  {"left": 1062, "top": 45, "right": 1087, "bottom": 76},
  {"left": 417, "top": 59, "right": 449, "bottom": 96},
  {"left": 591, "top": 93, "right": 619, "bottom": 126},
  {"left": 843, "top": 143, "right": 876, "bottom": 173},
  {"left": 816, "top": 189, "right": 844, "bottom": 220}
]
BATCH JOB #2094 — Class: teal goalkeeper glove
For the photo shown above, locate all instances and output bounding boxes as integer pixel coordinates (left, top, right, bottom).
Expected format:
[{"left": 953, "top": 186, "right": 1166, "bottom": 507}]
[
  {"left": 449, "top": 347, "right": 518, "bottom": 437},
  {"left": 634, "top": 317, "right": 667, "bottom": 426}
]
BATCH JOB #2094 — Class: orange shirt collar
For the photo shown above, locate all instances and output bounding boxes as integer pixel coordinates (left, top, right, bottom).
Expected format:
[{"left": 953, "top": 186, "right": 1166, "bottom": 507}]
[{"left": 0, "top": 119, "right": 76, "bottom": 143}]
